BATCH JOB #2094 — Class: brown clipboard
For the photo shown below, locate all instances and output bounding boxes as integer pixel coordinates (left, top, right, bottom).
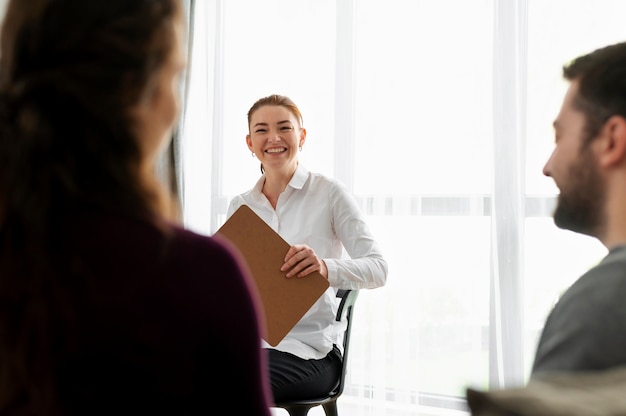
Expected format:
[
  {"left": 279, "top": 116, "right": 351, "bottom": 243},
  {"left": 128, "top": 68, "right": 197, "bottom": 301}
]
[{"left": 215, "top": 204, "right": 329, "bottom": 346}]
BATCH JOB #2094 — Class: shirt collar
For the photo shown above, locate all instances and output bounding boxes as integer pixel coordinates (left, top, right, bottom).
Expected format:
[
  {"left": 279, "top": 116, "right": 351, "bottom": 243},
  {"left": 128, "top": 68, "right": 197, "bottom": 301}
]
[
  {"left": 253, "top": 163, "right": 309, "bottom": 195},
  {"left": 289, "top": 163, "right": 309, "bottom": 190}
]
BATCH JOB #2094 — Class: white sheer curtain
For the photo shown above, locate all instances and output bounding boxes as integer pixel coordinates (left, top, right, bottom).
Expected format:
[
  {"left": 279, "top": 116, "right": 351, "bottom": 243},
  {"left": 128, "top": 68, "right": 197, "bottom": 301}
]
[{"left": 180, "top": 1, "right": 622, "bottom": 415}]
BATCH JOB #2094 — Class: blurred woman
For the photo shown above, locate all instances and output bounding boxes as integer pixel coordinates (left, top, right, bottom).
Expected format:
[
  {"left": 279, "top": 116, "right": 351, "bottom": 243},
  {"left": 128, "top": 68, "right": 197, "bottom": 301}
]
[{"left": 0, "top": 1, "right": 272, "bottom": 415}]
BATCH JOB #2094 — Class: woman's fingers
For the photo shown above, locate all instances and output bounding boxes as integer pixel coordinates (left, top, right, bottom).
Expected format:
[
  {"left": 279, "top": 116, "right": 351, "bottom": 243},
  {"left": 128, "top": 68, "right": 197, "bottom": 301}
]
[{"left": 281, "top": 244, "right": 320, "bottom": 277}]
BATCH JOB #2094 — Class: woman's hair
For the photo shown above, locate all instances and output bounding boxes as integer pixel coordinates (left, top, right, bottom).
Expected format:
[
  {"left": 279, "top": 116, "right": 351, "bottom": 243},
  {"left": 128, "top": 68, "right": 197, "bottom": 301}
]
[
  {"left": 0, "top": 0, "right": 179, "bottom": 412},
  {"left": 247, "top": 94, "right": 303, "bottom": 130},
  {"left": 247, "top": 94, "right": 303, "bottom": 173}
]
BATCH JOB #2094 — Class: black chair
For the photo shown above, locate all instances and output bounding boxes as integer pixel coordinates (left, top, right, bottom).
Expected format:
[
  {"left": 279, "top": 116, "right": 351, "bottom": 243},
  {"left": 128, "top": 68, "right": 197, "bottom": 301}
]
[{"left": 273, "top": 289, "right": 359, "bottom": 416}]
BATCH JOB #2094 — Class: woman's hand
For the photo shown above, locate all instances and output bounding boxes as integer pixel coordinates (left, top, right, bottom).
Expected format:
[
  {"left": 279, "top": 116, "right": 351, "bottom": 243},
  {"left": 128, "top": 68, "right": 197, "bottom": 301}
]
[{"left": 281, "top": 244, "right": 328, "bottom": 279}]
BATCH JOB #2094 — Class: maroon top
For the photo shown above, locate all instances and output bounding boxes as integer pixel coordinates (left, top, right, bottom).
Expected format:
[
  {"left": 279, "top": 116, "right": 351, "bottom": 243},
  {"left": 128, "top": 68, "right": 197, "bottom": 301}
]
[{"left": 53, "top": 211, "right": 272, "bottom": 416}]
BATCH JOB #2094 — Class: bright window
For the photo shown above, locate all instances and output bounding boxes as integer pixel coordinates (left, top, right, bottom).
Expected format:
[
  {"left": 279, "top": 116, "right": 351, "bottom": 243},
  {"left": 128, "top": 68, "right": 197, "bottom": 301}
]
[{"left": 181, "top": 1, "right": 621, "bottom": 414}]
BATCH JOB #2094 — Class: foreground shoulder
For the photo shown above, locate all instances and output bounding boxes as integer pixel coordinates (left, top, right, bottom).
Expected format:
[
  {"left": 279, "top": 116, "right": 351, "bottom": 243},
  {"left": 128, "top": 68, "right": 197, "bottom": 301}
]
[
  {"left": 171, "top": 224, "right": 228, "bottom": 251},
  {"left": 169, "top": 225, "right": 245, "bottom": 275},
  {"left": 164, "top": 225, "right": 263, "bottom": 311}
]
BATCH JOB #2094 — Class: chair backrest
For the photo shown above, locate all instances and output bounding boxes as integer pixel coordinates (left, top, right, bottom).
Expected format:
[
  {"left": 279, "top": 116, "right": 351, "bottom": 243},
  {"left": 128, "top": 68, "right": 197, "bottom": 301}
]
[
  {"left": 330, "top": 289, "right": 359, "bottom": 397},
  {"left": 273, "top": 289, "right": 359, "bottom": 416}
]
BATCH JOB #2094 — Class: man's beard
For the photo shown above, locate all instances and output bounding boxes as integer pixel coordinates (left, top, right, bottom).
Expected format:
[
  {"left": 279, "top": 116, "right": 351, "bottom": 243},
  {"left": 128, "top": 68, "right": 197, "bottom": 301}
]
[{"left": 553, "top": 149, "right": 604, "bottom": 238}]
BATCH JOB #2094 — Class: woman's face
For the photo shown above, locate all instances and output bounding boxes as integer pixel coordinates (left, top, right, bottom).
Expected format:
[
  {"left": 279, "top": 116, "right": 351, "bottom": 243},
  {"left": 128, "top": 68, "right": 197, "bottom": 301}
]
[
  {"left": 247, "top": 105, "right": 306, "bottom": 174},
  {"left": 132, "top": 7, "right": 186, "bottom": 170}
]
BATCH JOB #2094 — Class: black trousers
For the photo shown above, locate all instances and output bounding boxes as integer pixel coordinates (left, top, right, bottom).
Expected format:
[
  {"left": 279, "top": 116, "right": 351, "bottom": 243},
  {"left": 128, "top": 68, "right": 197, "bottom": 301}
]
[{"left": 268, "top": 345, "right": 342, "bottom": 403}]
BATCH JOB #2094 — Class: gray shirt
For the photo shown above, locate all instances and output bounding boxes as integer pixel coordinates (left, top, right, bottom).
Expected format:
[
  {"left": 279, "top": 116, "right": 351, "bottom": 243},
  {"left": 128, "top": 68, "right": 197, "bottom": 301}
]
[{"left": 531, "top": 245, "right": 626, "bottom": 378}]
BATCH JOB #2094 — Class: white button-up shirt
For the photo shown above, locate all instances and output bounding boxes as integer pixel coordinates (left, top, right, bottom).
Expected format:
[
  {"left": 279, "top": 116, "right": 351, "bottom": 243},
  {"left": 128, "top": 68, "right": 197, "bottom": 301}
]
[{"left": 226, "top": 164, "right": 388, "bottom": 359}]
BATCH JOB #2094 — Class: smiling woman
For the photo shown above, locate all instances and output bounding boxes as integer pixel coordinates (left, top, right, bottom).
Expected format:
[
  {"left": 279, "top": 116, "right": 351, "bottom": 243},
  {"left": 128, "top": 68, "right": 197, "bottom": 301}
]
[
  {"left": 226, "top": 93, "right": 388, "bottom": 405},
  {"left": 247, "top": 95, "right": 306, "bottom": 182}
]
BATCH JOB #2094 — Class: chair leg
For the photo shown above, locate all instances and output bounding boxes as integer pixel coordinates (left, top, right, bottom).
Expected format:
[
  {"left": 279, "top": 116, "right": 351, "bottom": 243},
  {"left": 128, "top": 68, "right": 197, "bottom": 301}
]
[
  {"left": 322, "top": 400, "right": 338, "bottom": 416},
  {"left": 281, "top": 404, "right": 313, "bottom": 416}
]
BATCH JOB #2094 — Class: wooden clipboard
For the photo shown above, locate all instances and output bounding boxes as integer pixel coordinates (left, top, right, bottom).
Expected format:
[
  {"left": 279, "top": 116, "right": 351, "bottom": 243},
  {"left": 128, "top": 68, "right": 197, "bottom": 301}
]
[{"left": 215, "top": 205, "right": 329, "bottom": 346}]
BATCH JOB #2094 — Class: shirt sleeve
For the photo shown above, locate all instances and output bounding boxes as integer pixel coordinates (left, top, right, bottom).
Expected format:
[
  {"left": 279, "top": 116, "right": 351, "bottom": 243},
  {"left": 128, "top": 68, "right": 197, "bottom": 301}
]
[{"left": 324, "top": 181, "right": 388, "bottom": 289}]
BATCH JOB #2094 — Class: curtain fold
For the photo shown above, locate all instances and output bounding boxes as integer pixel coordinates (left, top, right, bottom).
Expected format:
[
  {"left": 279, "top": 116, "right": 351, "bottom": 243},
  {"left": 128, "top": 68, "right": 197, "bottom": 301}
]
[{"left": 489, "top": 0, "right": 528, "bottom": 389}]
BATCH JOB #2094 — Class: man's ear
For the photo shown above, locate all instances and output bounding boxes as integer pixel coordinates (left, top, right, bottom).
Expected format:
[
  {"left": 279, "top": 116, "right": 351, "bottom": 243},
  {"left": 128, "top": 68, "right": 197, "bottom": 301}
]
[{"left": 599, "top": 115, "right": 626, "bottom": 168}]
